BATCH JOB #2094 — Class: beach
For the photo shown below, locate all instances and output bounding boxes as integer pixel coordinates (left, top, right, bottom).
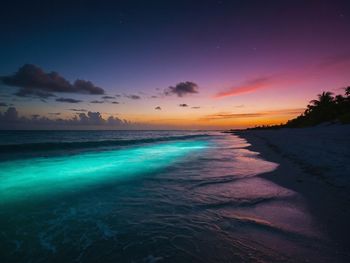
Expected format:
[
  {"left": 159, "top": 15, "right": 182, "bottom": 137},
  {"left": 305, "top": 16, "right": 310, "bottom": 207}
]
[
  {"left": 1, "top": 1, "right": 350, "bottom": 262},
  {"left": 235, "top": 124, "right": 350, "bottom": 261}
]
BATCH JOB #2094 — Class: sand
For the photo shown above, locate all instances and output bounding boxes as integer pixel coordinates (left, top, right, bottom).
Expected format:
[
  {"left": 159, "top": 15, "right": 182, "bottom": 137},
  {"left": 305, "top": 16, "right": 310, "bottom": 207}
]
[{"left": 234, "top": 124, "right": 350, "bottom": 261}]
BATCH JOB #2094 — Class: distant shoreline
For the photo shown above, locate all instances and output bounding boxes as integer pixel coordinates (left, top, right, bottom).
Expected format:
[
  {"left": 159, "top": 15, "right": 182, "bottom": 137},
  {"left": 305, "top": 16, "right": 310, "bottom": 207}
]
[{"left": 233, "top": 125, "right": 350, "bottom": 261}]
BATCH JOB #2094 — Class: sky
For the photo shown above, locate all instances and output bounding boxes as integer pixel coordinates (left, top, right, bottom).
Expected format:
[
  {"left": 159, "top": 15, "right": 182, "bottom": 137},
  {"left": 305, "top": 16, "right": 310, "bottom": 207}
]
[{"left": 0, "top": 0, "right": 350, "bottom": 129}]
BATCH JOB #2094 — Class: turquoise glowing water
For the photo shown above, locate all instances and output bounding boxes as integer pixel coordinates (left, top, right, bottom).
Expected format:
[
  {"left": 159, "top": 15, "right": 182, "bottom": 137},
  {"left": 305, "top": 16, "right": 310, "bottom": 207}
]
[
  {"left": 0, "top": 141, "right": 208, "bottom": 204},
  {"left": 0, "top": 131, "right": 345, "bottom": 263}
]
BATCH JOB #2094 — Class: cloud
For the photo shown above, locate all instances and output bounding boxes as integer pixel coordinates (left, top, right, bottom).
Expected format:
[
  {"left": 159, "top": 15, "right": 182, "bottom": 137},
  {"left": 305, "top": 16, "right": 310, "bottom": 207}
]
[
  {"left": 204, "top": 113, "right": 264, "bottom": 120},
  {"left": 48, "top": 112, "right": 61, "bottom": 115},
  {"left": 15, "top": 89, "right": 55, "bottom": 98},
  {"left": 202, "top": 108, "right": 304, "bottom": 120},
  {"left": 0, "top": 107, "right": 132, "bottom": 129},
  {"left": 318, "top": 53, "right": 350, "bottom": 69},
  {"left": 0, "top": 107, "right": 18, "bottom": 122},
  {"left": 0, "top": 64, "right": 105, "bottom": 98},
  {"left": 76, "top": 112, "right": 128, "bottom": 127},
  {"left": 155, "top": 106, "right": 161, "bottom": 110},
  {"left": 102, "top": 96, "right": 115, "bottom": 99},
  {"left": 111, "top": 101, "right": 119, "bottom": 104},
  {"left": 68, "top": 108, "right": 87, "bottom": 112},
  {"left": 213, "top": 53, "right": 350, "bottom": 100},
  {"left": 191, "top": 106, "right": 200, "bottom": 109},
  {"left": 125, "top": 94, "right": 141, "bottom": 100},
  {"left": 0, "top": 102, "right": 7, "bottom": 107},
  {"left": 56, "top": 98, "right": 82, "bottom": 103},
  {"left": 73, "top": 79, "right": 104, "bottom": 94},
  {"left": 214, "top": 77, "right": 273, "bottom": 98},
  {"left": 179, "top": 103, "right": 188, "bottom": 107},
  {"left": 165, "top": 81, "right": 199, "bottom": 97},
  {"left": 77, "top": 111, "right": 105, "bottom": 125},
  {"left": 90, "top": 100, "right": 105, "bottom": 104}
]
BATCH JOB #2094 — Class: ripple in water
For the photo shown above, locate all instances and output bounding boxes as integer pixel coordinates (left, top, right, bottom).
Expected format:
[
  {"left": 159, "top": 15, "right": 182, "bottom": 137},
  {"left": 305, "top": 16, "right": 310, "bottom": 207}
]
[{"left": 0, "top": 132, "right": 342, "bottom": 262}]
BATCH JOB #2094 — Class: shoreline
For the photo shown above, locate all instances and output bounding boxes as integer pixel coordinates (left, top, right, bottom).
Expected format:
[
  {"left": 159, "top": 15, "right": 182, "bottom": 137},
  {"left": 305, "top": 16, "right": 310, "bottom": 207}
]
[{"left": 234, "top": 127, "right": 350, "bottom": 261}]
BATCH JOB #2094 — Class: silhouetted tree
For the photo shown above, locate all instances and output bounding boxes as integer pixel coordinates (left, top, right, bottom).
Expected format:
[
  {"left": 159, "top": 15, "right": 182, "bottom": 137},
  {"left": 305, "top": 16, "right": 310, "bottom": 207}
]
[
  {"left": 345, "top": 86, "right": 350, "bottom": 97},
  {"left": 335, "top": 94, "right": 345, "bottom": 103},
  {"left": 310, "top": 91, "right": 334, "bottom": 107},
  {"left": 250, "top": 87, "right": 350, "bottom": 130}
]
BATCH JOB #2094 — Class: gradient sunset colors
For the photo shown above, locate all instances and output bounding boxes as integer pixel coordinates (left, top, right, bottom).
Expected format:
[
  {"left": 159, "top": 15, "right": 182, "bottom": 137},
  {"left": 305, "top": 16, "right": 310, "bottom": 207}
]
[{"left": 1, "top": 0, "right": 350, "bottom": 129}]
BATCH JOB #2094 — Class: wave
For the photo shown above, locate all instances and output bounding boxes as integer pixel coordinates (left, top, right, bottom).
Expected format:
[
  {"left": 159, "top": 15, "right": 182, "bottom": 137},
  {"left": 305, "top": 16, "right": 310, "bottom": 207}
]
[{"left": 0, "top": 134, "right": 209, "bottom": 153}]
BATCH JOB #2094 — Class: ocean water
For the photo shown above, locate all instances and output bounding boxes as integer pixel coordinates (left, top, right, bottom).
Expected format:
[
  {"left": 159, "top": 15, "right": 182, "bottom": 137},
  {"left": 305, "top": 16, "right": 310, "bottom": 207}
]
[{"left": 0, "top": 131, "right": 342, "bottom": 262}]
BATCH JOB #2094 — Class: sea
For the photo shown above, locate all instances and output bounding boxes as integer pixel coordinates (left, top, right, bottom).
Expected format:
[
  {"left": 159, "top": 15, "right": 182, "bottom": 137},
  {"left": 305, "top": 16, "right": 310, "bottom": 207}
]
[{"left": 0, "top": 130, "right": 344, "bottom": 262}]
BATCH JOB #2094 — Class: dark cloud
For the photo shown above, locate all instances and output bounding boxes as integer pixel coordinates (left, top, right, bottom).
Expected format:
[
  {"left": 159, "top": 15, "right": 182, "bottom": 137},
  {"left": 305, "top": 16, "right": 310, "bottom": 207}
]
[
  {"left": 102, "top": 95, "right": 115, "bottom": 99},
  {"left": 0, "top": 64, "right": 105, "bottom": 98},
  {"left": 165, "top": 81, "right": 199, "bottom": 97},
  {"left": 179, "top": 103, "right": 188, "bottom": 107},
  {"left": 73, "top": 79, "right": 104, "bottom": 94},
  {"left": 0, "top": 107, "right": 132, "bottom": 129},
  {"left": 15, "top": 89, "right": 55, "bottom": 98},
  {"left": 48, "top": 112, "right": 61, "bottom": 115},
  {"left": 111, "top": 101, "right": 119, "bottom": 104},
  {"left": 77, "top": 111, "right": 105, "bottom": 125},
  {"left": 90, "top": 100, "right": 104, "bottom": 104},
  {"left": 68, "top": 108, "right": 87, "bottom": 112},
  {"left": 0, "top": 107, "right": 18, "bottom": 122},
  {"left": 191, "top": 106, "right": 200, "bottom": 109},
  {"left": 151, "top": 95, "right": 158, "bottom": 98},
  {"left": 0, "top": 102, "right": 7, "bottom": 107},
  {"left": 56, "top": 98, "right": 82, "bottom": 103},
  {"left": 115, "top": 94, "right": 122, "bottom": 97},
  {"left": 125, "top": 94, "right": 141, "bottom": 100},
  {"left": 106, "top": 115, "right": 125, "bottom": 126},
  {"left": 155, "top": 106, "right": 161, "bottom": 110}
]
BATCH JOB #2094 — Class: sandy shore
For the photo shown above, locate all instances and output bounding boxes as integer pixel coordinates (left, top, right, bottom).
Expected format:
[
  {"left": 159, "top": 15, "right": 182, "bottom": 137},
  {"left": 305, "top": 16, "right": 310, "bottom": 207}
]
[{"left": 234, "top": 125, "right": 350, "bottom": 261}]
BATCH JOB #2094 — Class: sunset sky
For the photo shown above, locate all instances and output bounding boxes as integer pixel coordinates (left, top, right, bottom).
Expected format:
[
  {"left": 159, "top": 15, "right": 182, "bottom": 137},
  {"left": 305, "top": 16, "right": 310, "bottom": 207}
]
[{"left": 1, "top": 0, "right": 350, "bottom": 129}]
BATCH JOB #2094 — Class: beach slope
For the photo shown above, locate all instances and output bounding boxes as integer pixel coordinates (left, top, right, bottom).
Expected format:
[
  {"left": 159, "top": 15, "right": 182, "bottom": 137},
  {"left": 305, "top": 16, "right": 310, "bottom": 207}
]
[{"left": 235, "top": 125, "right": 350, "bottom": 260}]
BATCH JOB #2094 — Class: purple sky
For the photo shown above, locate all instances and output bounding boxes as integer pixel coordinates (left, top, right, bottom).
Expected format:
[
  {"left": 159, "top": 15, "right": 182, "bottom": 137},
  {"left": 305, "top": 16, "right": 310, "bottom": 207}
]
[{"left": 0, "top": 0, "right": 350, "bottom": 129}]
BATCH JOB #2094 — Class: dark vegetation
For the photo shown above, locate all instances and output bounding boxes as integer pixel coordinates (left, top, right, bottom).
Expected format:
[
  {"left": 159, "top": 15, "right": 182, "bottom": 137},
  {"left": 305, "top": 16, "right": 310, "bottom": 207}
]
[{"left": 249, "top": 86, "right": 350, "bottom": 130}]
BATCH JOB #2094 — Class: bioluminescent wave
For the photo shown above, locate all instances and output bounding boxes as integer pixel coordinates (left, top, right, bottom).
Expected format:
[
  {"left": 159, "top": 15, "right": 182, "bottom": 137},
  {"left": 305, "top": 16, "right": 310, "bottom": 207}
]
[
  {"left": 0, "top": 131, "right": 343, "bottom": 263},
  {"left": 0, "top": 141, "right": 208, "bottom": 204},
  {"left": 0, "top": 134, "right": 209, "bottom": 153}
]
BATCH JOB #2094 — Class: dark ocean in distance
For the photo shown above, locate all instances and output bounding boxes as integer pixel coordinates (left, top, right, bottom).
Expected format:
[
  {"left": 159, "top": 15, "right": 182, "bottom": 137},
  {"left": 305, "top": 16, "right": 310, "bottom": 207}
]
[{"left": 0, "top": 130, "right": 342, "bottom": 262}]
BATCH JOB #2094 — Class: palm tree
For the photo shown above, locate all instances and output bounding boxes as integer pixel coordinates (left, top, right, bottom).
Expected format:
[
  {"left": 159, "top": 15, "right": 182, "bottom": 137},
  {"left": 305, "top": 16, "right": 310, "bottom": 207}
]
[
  {"left": 310, "top": 91, "right": 334, "bottom": 106},
  {"left": 335, "top": 94, "right": 345, "bottom": 104},
  {"left": 306, "top": 91, "right": 336, "bottom": 124},
  {"left": 257, "top": 87, "right": 350, "bottom": 129},
  {"left": 345, "top": 86, "right": 350, "bottom": 97},
  {"left": 304, "top": 104, "right": 314, "bottom": 115}
]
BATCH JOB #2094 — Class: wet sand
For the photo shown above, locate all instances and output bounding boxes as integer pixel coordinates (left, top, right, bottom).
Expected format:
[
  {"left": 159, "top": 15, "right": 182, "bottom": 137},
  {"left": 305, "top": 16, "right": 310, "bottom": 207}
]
[{"left": 234, "top": 125, "right": 350, "bottom": 262}]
